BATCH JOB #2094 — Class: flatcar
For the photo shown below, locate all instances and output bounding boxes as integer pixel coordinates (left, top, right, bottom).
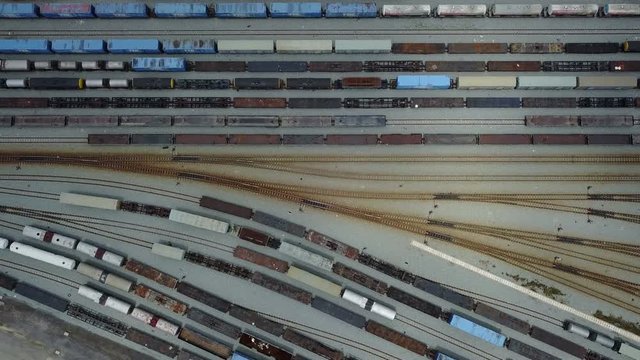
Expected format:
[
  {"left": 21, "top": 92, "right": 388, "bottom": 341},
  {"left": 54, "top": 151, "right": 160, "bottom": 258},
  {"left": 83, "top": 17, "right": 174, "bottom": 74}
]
[
  {"left": 425, "top": 61, "right": 485, "bottom": 72},
  {"left": 286, "top": 266, "right": 342, "bottom": 297},
  {"left": 305, "top": 230, "right": 359, "bottom": 259},
  {"left": 127, "top": 328, "right": 180, "bottom": 358},
  {"left": 22, "top": 225, "right": 78, "bottom": 249},
  {"left": 510, "top": 43, "right": 564, "bottom": 53},
  {"left": 357, "top": 253, "right": 416, "bottom": 284},
  {"left": 386, "top": 286, "right": 442, "bottom": 318},
  {"left": 436, "top": 4, "right": 487, "bottom": 17},
  {"left": 133, "top": 283, "right": 188, "bottom": 315},
  {"left": 286, "top": 78, "right": 332, "bottom": 90},
  {"left": 603, "top": 4, "right": 640, "bottom": 16},
  {"left": 77, "top": 262, "right": 133, "bottom": 291},
  {"left": 169, "top": 209, "right": 229, "bottom": 233},
  {"left": 448, "top": 313, "right": 507, "bottom": 347},
  {"left": 382, "top": 5, "right": 431, "bottom": 17},
  {"left": 176, "top": 78, "right": 231, "bottom": 89},
  {"left": 364, "top": 60, "right": 424, "bottom": 72},
  {"left": 66, "top": 304, "right": 129, "bottom": 337},
  {"left": 542, "top": 61, "right": 609, "bottom": 72},
  {"left": 9, "top": 242, "right": 76, "bottom": 269},
  {"left": 343, "top": 97, "right": 409, "bottom": 108},
  {"left": 341, "top": 288, "right": 396, "bottom": 320},
  {"left": 490, "top": 4, "right": 542, "bottom": 16},
  {"left": 247, "top": 61, "right": 307, "bottom": 72},
  {"left": 332, "top": 262, "right": 388, "bottom": 293},
  {"left": 185, "top": 251, "right": 254, "bottom": 280},
  {"left": 578, "top": 97, "right": 635, "bottom": 107},
  {"left": 227, "top": 116, "right": 279, "bottom": 127},
  {"left": 619, "top": 343, "right": 640, "bottom": 359},
  {"left": 547, "top": 4, "right": 599, "bottom": 17},
  {"left": 486, "top": 61, "right": 541, "bottom": 72},
  {"left": 309, "top": 61, "right": 363, "bottom": 72}
]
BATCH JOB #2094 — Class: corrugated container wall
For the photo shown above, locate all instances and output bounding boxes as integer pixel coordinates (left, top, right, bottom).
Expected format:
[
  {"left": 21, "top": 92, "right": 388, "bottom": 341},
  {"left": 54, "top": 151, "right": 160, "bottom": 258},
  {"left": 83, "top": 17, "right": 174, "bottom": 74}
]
[
  {"left": 269, "top": 2, "right": 322, "bottom": 17},
  {"left": 326, "top": 2, "right": 377, "bottom": 17},
  {"left": 94, "top": 3, "right": 148, "bottom": 18},
  {"left": 40, "top": 3, "right": 94, "bottom": 18},
  {"left": 154, "top": 2, "right": 208, "bottom": 17},
  {"left": 51, "top": 39, "right": 106, "bottom": 53},
  {"left": 0, "top": 3, "right": 39, "bottom": 18},
  {"left": 215, "top": 3, "right": 267, "bottom": 18},
  {"left": 162, "top": 39, "right": 216, "bottom": 53}
]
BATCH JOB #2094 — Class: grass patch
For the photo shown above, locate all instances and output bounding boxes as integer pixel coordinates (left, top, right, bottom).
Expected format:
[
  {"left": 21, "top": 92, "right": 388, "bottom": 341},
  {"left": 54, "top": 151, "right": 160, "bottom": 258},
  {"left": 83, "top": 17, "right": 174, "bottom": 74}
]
[
  {"left": 505, "top": 273, "right": 566, "bottom": 301},
  {"left": 594, "top": 310, "right": 640, "bottom": 336}
]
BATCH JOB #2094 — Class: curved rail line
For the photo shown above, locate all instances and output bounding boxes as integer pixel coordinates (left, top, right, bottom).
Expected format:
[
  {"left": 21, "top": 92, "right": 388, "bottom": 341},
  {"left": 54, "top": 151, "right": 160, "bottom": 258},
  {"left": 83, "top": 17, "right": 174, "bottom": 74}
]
[{"left": 0, "top": 258, "right": 80, "bottom": 288}]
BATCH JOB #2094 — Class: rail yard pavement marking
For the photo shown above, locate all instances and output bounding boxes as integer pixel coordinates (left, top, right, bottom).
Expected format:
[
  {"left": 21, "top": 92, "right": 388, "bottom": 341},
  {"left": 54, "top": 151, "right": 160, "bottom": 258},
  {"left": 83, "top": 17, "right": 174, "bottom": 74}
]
[{"left": 409, "top": 240, "right": 640, "bottom": 344}]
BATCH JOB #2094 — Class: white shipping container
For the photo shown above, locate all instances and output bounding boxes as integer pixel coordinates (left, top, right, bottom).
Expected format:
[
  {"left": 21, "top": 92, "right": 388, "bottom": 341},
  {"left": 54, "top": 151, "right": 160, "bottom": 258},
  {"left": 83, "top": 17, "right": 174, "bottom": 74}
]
[
  {"left": 334, "top": 40, "right": 392, "bottom": 54},
  {"left": 151, "top": 243, "right": 185, "bottom": 260},
  {"left": 437, "top": 4, "right": 487, "bottom": 16},
  {"left": 85, "top": 79, "right": 106, "bottom": 88},
  {"left": 59, "top": 192, "right": 121, "bottom": 210},
  {"left": 279, "top": 242, "right": 333, "bottom": 271},
  {"left": 341, "top": 289, "right": 368, "bottom": 308},
  {"left": 76, "top": 242, "right": 124, "bottom": 266},
  {"left": 0, "top": 237, "right": 9, "bottom": 249},
  {"left": 517, "top": 76, "right": 577, "bottom": 89},
  {"left": 286, "top": 266, "right": 342, "bottom": 297},
  {"left": 108, "top": 79, "right": 129, "bottom": 88},
  {"left": 169, "top": 209, "right": 229, "bottom": 233},
  {"left": 9, "top": 242, "right": 76, "bottom": 269},
  {"left": 491, "top": 4, "right": 542, "bottom": 16},
  {"left": 457, "top": 76, "right": 517, "bottom": 89},
  {"left": 217, "top": 40, "right": 274, "bottom": 54},
  {"left": 58, "top": 61, "right": 78, "bottom": 70},
  {"left": 275, "top": 40, "right": 333, "bottom": 54},
  {"left": 382, "top": 5, "right": 431, "bottom": 17},
  {"left": 105, "top": 61, "right": 125, "bottom": 70}
]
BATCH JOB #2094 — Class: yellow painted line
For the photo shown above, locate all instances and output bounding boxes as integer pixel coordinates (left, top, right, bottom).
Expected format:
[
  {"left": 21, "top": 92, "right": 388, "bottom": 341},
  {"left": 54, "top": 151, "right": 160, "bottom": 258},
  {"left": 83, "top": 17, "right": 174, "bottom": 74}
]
[{"left": 409, "top": 240, "right": 640, "bottom": 344}]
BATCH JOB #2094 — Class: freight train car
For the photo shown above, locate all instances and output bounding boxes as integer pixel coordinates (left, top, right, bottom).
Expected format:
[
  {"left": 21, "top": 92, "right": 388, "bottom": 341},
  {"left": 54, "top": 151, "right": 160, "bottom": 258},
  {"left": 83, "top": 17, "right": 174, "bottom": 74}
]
[
  {"left": 491, "top": 4, "right": 542, "bottom": 16},
  {"left": 325, "top": 3, "right": 377, "bottom": 18},
  {"left": 9, "top": 242, "right": 76, "bottom": 269},
  {"left": 275, "top": 40, "right": 332, "bottom": 54},
  {"left": 382, "top": 5, "right": 431, "bottom": 17},
  {"left": 436, "top": 4, "right": 487, "bottom": 17},
  {"left": 0, "top": 3, "right": 39, "bottom": 18},
  {"left": 269, "top": 2, "right": 322, "bottom": 17},
  {"left": 154, "top": 2, "right": 208, "bottom": 17},
  {"left": 215, "top": 3, "right": 267, "bottom": 18},
  {"left": 94, "top": 3, "right": 148, "bottom": 18}
]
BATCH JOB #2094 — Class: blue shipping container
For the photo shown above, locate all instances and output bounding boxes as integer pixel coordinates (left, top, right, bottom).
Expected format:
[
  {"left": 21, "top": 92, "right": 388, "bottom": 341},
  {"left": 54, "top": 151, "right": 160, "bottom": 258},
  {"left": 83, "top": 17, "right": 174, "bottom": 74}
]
[
  {"left": 396, "top": 75, "right": 452, "bottom": 89},
  {"left": 51, "top": 39, "right": 106, "bottom": 53},
  {"left": 326, "top": 3, "right": 377, "bottom": 17},
  {"left": 0, "top": 3, "right": 39, "bottom": 18},
  {"left": 108, "top": 39, "right": 161, "bottom": 53},
  {"left": 270, "top": 2, "right": 322, "bottom": 17},
  {"left": 435, "top": 352, "right": 458, "bottom": 360},
  {"left": 154, "top": 3, "right": 208, "bottom": 17},
  {"left": 215, "top": 3, "right": 267, "bottom": 18},
  {"left": 449, "top": 314, "right": 507, "bottom": 347},
  {"left": 94, "top": 3, "right": 148, "bottom": 18},
  {"left": 0, "top": 39, "right": 50, "bottom": 53},
  {"left": 231, "top": 352, "right": 256, "bottom": 360},
  {"left": 132, "top": 57, "right": 186, "bottom": 71},
  {"left": 162, "top": 39, "right": 215, "bottom": 53},
  {"left": 40, "top": 3, "right": 94, "bottom": 18}
]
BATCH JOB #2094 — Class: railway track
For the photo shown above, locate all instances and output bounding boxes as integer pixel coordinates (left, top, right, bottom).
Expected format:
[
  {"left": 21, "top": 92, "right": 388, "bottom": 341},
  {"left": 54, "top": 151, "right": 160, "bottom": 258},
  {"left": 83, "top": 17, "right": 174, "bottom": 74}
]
[{"left": 4, "top": 28, "right": 639, "bottom": 36}]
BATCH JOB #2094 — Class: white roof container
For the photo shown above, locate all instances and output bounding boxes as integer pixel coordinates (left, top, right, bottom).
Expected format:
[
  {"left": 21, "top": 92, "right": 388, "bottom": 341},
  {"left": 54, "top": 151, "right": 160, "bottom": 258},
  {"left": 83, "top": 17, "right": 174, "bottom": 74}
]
[
  {"left": 217, "top": 40, "right": 274, "bottom": 53},
  {"left": 169, "top": 209, "right": 229, "bottom": 233},
  {"left": 334, "top": 40, "right": 392, "bottom": 54},
  {"left": 151, "top": 243, "right": 185, "bottom": 260},
  {"left": 276, "top": 40, "right": 333, "bottom": 54},
  {"left": 517, "top": 76, "right": 577, "bottom": 89},
  {"left": 59, "top": 192, "right": 121, "bottom": 210}
]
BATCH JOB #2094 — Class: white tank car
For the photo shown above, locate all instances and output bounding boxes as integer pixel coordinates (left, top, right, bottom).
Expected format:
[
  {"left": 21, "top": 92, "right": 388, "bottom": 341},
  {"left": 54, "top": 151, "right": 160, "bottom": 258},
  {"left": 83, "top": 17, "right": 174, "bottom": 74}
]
[
  {"left": 76, "top": 242, "right": 124, "bottom": 266},
  {"left": 77, "top": 285, "right": 132, "bottom": 314},
  {"left": 341, "top": 288, "right": 396, "bottom": 320},
  {"left": 76, "top": 263, "right": 132, "bottom": 292},
  {"left": 9, "top": 242, "right": 76, "bottom": 270},
  {"left": 151, "top": 243, "right": 185, "bottom": 261},
  {"left": 0, "top": 237, "right": 9, "bottom": 249},
  {"left": 130, "top": 308, "right": 180, "bottom": 335},
  {"left": 22, "top": 225, "right": 78, "bottom": 249}
]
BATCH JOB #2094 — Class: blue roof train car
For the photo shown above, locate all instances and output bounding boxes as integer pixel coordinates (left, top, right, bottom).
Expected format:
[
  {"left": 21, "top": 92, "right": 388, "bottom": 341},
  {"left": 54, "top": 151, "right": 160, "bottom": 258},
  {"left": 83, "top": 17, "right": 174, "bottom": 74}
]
[
  {"left": 0, "top": 39, "right": 50, "bottom": 53},
  {"left": 231, "top": 352, "right": 256, "bottom": 360},
  {"left": 449, "top": 314, "right": 507, "bottom": 347},
  {"left": 396, "top": 75, "right": 452, "bottom": 89},
  {"left": 51, "top": 39, "right": 106, "bottom": 53},
  {"left": 154, "top": 2, "right": 208, "bottom": 17},
  {"left": 94, "top": 3, "right": 148, "bottom": 18},
  {"left": 162, "top": 39, "right": 216, "bottom": 53},
  {"left": 270, "top": 2, "right": 322, "bottom": 17},
  {"left": 215, "top": 3, "right": 267, "bottom": 18},
  {"left": 0, "top": 3, "right": 39, "bottom": 18},
  {"left": 40, "top": 3, "right": 94, "bottom": 18},
  {"left": 326, "top": 3, "right": 377, "bottom": 17},
  {"left": 107, "top": 39, "right": 161, "bottom": 53},
  {"left": 132, "top": 57, "right": 186, "bottom": 71}
]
